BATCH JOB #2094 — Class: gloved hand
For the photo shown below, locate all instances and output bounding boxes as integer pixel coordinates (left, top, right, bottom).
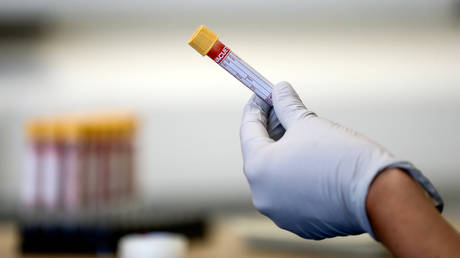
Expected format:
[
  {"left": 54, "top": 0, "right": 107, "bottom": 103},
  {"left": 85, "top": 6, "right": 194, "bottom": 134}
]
[{"left": 240, "top": 81, "right": 443, "bottom": 240}]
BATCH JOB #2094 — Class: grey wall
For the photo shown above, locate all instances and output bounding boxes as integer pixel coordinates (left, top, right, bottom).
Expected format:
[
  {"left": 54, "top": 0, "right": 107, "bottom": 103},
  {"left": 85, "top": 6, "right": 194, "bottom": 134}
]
[{"left": 0, "top": 1, "right": 459, "bottom": 212}]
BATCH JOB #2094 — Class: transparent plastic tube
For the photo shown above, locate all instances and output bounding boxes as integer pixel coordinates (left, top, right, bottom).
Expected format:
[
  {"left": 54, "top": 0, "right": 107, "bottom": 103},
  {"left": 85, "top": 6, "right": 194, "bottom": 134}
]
[
  {"left": 189, "top": 25, "right": 277, "bottom": 106},
  {"left": 189, "top": 25, "right": 282, "bottom": 132},
  {"left": 206, "top": 40, "right": 274, "bottom": 105}
]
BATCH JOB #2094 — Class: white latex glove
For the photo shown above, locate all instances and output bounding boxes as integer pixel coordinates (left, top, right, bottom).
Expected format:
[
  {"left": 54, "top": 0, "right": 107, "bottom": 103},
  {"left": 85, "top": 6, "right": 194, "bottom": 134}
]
[{"left": 240, "top": 81, "right": 443, "bottom": 240}]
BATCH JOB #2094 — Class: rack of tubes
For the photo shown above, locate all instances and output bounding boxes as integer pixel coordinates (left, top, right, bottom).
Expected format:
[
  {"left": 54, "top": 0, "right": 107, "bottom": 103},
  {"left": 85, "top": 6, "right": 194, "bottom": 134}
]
[
  {"left": 21, "top": 112, "right": 137, "bottom": 214},
  {"left": 18, "top": 112, "right": 208, "bottom": 254}
]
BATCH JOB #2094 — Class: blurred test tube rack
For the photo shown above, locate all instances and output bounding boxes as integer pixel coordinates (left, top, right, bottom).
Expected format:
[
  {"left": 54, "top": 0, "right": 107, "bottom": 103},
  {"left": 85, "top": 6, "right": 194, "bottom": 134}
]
[
  {"left": 17, "top": 111, "right": 206, "bottom": 254},
  {"left": 21, "top": 112, "right": 137, "bottom": 213}
]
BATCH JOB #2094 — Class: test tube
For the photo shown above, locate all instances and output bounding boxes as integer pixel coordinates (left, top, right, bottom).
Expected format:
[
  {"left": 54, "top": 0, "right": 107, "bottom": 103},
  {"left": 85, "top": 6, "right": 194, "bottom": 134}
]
[
  {"left": 58, "top": 118, "right": 83, "bottom": 211},
  {"left": 189, "top": 25, "right": 275, "bottom": 105},
  {"left": 40, "top": 119, "right": 60, "bottom": 210},
  {"left": 22, "top": 120, "right": 43, "bottom": 209}
]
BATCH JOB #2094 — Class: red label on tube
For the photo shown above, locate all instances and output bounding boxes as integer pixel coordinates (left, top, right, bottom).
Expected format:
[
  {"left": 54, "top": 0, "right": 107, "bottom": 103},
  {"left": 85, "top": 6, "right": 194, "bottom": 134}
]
[{"left": 207, "top": 40, "right": 230, "bottom": 64}]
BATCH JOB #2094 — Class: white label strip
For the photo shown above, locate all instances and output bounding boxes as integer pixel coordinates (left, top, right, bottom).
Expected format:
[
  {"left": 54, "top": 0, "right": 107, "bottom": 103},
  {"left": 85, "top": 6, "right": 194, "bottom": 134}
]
[{"left": 219, "top": 51, "right": 273, "bottom": 105}]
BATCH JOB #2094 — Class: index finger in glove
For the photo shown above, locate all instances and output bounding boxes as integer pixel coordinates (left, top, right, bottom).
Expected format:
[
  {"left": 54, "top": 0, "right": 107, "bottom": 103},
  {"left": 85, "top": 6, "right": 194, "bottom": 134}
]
[{"left": 240, "top": 95, "right": 274, "bottom": 160}]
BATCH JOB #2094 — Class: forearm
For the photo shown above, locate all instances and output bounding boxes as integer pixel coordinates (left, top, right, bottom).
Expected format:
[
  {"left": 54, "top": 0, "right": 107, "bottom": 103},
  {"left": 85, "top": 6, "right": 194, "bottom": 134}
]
[{"left": 366, "top": 168, "right": 460, "bottom": 257}]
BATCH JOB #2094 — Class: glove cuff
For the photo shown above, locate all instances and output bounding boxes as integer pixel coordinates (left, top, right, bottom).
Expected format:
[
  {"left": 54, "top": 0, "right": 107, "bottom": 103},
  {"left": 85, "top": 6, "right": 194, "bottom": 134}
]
[
  {"left": 357, "top": 161, "right": 444, "bottom": 240},
  {"left": 386, "top": 162, "right": 443, "bottom": 212}
]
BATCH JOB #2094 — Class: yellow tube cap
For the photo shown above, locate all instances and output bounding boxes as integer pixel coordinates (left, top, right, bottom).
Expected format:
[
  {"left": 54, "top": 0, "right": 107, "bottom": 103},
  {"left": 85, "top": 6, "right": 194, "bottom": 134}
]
[{"left": 188, "top": 25, "right": 219, "bottom": 56}]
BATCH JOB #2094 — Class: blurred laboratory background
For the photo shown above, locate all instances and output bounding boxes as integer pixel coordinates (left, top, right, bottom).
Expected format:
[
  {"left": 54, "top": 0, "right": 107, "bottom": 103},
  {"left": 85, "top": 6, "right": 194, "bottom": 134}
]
[{"left": 0, "top": 0, "right": 459, "bottom": 257}]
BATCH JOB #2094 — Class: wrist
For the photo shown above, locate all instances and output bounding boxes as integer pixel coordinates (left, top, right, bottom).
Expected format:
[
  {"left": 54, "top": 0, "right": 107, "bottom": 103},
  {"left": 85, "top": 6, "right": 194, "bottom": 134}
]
[
  {"left": 366, "top": 168, "right": 416, "bottom": 219},
  {"left": 366, "top": 167, "right": 430, "bottom": 239},
  {"left": 366, "top": 168, "right": 460, "bottom": 256}
]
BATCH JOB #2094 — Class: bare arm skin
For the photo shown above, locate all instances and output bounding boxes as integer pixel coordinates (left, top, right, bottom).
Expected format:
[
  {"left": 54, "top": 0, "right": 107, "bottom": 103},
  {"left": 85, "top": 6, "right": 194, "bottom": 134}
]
[{"left": 366, "top": 168, "right": 460, "bottom": 257}]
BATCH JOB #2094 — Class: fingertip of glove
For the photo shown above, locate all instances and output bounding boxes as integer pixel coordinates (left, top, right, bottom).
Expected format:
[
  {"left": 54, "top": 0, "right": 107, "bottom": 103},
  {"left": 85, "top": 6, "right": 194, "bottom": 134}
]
[
  {"left": 273, "top": 81, "right": 297, "bottom": 100},
  {"left": 275, "top": 81, "right": 292, "bottom": 87},
  {"left": 244, "top": 94, "right": 258, "bottom": 109},
  {"left": 274, "top": 81, "right": 292, "bottom": 93}
]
